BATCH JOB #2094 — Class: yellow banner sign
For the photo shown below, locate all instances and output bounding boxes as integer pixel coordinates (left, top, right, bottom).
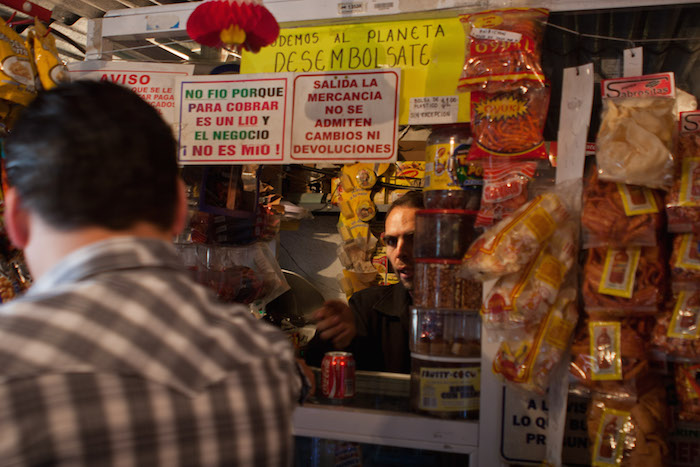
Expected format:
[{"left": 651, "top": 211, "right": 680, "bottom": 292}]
[{"left": 240, "top": 17, "right": 469, "bottom": 124}]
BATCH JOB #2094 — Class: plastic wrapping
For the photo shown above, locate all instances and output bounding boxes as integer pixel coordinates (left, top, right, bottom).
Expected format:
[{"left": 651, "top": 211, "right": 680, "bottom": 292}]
[
  {"left": 462, "top": 192, "right": 570, "bottom": 281},
  {"left": 468, "top": 84, "right": 550, "bottom": 160},
  {"left": 596, "top": 74, "right": 676, "bottom": 190},
  {"left": 410, "top": 307, "right": 481, "bottom": 358},
  {"left": 0, "top": 18, "right": 35, "bottom": 106},
  {"left": 482, "top": 222, "right": 576, "bottom": 330},
  {"left": 28, "top": 19, "right": 69, "bottom": 91},
  {"left": 570, "top": 316, "right": 654, "bottom": 397},
  {"left": 587, "top": 387, "right": 668, "bottom": 467},
  {"left": 670, "top": 233, "right": 700, "bottom": 290},
  {"left": 177, "top": 242, "right": 289, "bottom": 308},
  {"left": 582, "top": 169, "right": 663, "bottom": 248},
  {"left": 666, "top": 110, "right": 700, "bottom": 232},
  {"left": 457, "top": 8, "right": 548, "bottom": 93},
  {"left": 414, "top": 209, "right": 477, "bottom": 259},
  {"left": 582, "top": 247, "right": 666, "bottom": 314},
  {"left": 413, "top": 260, "right": 482, "bottom": 310},
  {"left": 492, "top": 288, "right": 578, "bottom": 395},
  {"left": 651, "top": 291, "right": 700, "bottom": 358},
  {"left": 475, "top": 160, "right": 537, "bottom": 228},
  {"left": 675, "top": 362, "right": 700, "bottom": 422}
]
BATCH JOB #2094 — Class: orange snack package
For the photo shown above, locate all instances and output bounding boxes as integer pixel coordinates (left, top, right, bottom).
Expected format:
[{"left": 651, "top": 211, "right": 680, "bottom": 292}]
[
  {"left": 457, "top": 8, "right": 548, "bottom": 93},
  {"left": 468, "top": 84, "right": 550, "bottom": 160}
]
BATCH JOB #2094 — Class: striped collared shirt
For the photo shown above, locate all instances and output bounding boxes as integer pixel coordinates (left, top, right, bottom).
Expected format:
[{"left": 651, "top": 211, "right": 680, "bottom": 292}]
[{"left": 0, "top": 237, "right": 302, "bottom": 466}]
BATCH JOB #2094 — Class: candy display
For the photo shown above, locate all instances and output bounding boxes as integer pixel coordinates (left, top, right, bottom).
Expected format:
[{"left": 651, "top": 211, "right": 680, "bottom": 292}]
[
  {"left": 475, "top": 160, "right": 537, "bottom": 228},
  {"left": 410, "top": 307, "right": 481, "bottom": 358},
  {"left": 669, "top": 233, "right": 700, "bottom": 290},
  {"left": 414, "top": 209, "right": 477, "bottom": 259},
  {"left": 413, "top": 259, "right": 482, "bottom": 310}
]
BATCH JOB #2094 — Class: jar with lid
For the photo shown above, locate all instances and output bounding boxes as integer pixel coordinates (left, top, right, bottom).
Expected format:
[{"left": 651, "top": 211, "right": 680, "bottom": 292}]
[{"left": 423, "top": 123, "right": 482, "bottom": 210}]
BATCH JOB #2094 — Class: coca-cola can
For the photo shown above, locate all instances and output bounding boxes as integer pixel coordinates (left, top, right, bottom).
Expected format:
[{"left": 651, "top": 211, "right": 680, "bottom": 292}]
[{"left": 321, "top": 351, "right": 356, "bottom": 399}]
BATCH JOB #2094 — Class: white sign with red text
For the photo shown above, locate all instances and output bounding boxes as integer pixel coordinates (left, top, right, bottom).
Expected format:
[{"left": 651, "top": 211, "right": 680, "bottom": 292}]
[
  {"left": 175, "top": 74, "right": 291, "bottom": 165},
  {"left": 67, "top": 61, "right": 194, "bottom": 129},
  {"left": 290, "top": 69, "right": 399, "bottom": 162}
]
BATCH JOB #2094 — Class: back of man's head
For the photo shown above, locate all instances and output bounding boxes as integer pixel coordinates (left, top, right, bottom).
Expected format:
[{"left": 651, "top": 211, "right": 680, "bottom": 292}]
[{"left": 4, "top": 80, "right": 179, "bottom": 231}]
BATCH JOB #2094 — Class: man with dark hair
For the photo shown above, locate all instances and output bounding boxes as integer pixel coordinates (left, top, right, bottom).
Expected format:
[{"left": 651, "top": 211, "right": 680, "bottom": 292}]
[
  {"left": 306, "top": 190, "right": 424, "bottom": 373},
  {"left": 0, "top": 80, "right": 305, "bottom": 465}
]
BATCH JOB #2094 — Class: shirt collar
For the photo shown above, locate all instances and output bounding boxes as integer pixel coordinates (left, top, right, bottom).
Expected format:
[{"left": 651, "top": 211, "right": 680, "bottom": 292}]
[
  {"left": 30, "top": 237, "right": 185, "bottom": 294},
  {"left": 373, "top": 282, "right": 412, "bottom": 318}
]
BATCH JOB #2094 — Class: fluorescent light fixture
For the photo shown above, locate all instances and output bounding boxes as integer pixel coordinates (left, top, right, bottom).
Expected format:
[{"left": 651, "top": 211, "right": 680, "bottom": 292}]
[{"left": 145, "top": 38, "right": 190, "bottom": 60}]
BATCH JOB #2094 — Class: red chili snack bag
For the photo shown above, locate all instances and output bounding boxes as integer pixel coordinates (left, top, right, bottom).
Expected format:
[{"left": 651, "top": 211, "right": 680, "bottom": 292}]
[
  {"left": 675, "top": 362, "right": 700, "bottom": 422},
  {"left": 582, "top": 246, "right": 666, "bottom": 314},
  {"left": 651, "top": 291, "right": 700, "bottom": 359},
  {"left": 457, "top": 8, "right": 548, "bottom": 93},
  {"left": 475, "top": 160, "right": 537, "bottom": 228},
  {"left": 666, "top": 110, "right": 700, "bottom": 232},
  {"left": 468, "top": 84, "right": 549, "bottom": 160},
  {"left": 670, "top": 232, "right": 700, "bottom": 290},
  {"left": 582, "top": 169, "right": 663, "bottom": 248}
]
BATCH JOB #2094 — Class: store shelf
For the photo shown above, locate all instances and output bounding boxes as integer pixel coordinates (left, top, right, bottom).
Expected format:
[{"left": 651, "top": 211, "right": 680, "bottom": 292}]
[{"left": 293, "top": 405, "right": 479, "bottom": 458}]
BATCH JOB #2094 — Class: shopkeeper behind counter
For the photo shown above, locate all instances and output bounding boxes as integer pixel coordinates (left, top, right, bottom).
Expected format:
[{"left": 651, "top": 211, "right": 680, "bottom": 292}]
[{"left": 305, "top": 191, "right": 424, "bottom": 373}]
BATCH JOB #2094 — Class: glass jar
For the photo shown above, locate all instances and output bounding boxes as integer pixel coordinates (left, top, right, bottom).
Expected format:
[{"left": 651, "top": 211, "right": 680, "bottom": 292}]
[{"left": 423, "top": 124, "right": 482, "bottom": 210}]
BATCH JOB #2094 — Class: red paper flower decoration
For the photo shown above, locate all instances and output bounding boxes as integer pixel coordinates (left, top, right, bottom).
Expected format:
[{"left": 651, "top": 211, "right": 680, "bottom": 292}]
[{"left": 186, "top": 0, "right": 280, "bottom": 53}]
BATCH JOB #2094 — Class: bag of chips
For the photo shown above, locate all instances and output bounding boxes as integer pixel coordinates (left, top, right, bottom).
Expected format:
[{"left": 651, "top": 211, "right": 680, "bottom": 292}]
[{"left": 457, "top": 8, "right": 548, "bottom": 93}]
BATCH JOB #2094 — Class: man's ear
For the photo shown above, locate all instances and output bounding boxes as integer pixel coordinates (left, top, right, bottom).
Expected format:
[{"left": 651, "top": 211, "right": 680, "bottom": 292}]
[
  {"left": 170, "top": 178, "right": 189, "bottom": 237},
  {"left": 4, "top": 187, "right": 29, "bottom": 249}
]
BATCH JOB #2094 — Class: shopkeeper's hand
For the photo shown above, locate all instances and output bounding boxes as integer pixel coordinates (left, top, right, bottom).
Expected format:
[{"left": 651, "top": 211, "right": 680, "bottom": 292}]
[{"left": 312, "top": 300, "right": 357, "bottom": 349}]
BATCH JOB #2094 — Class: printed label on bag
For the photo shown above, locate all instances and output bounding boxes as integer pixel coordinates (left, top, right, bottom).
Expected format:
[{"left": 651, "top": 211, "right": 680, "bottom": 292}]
[
  {"left": 598, "top": 248, "right": 640, "bottom": 298},
  {"left": 590, "top": 321, "right": 622, "bottom": 381},
  {"left": 592, "top": 408, "right": 631, "bottom": 466},
  {"left": 676, "top": 233, "right": 700, "bottom": 271},
  {"left": 616, "top": 183, "right": 658, "bottom": 215},
  {"left": 668, "top": 291, "right": 700, "bottom": 339},
  {"left": 679, "top": 157, "right": 700, "bottom": 206}
]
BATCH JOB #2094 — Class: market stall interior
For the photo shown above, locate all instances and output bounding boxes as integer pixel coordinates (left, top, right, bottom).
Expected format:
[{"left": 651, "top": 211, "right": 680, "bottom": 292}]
[{"left": 0, "top": 1, "right": 699, "bottom": 466}]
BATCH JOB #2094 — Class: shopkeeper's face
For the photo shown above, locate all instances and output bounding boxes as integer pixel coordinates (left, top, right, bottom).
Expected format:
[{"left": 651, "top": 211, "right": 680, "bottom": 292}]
[{"left": 383, "top": 206, "right": 419, "bottom": 290}]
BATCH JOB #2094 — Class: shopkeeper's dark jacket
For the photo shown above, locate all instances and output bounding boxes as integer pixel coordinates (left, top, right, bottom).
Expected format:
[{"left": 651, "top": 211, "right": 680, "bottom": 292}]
[{"left": 305, "top": 283, "right": 412, "bottom": 373}]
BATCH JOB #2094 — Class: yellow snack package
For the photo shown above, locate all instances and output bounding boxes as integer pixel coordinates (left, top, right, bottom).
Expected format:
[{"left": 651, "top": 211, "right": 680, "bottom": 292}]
[
  {"left": 0, "top": 18, "right": 36, "bottom": 106},
  {"left": 30, "top": 19, "right": 69, "bottom": 91}
]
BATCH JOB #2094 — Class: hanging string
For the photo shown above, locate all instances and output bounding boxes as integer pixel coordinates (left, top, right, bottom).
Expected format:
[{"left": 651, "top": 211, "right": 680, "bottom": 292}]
[{"left": 545, "top": 21, "right": 699, "bottom": 44}]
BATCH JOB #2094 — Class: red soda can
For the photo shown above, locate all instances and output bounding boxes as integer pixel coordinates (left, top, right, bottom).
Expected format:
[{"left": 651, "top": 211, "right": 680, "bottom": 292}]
[{"left": 321, "top": 351, "right": 356, "bottom": 399}]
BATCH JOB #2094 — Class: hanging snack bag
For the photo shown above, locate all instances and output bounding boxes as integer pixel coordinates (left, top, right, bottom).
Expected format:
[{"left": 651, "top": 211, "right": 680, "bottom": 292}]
[
  {"left": 587, "top": 387, "right": 668, "bottom": 467},
  {"left": 28, "top": 19, "right": 69, "bottom": 91},
  {"left": 469, "top": 84, "right": 550, "bottom": 160},
  {"left": 675, "top": 362, "right": 700, "bottom": 422},
  {"left": 482, "top": 221, "right": 576, "bottom": 330},
  {"left": 670, "top": 232, "right": 700, "bottom": 290},
  {"left": 582, "top": 169, "right": 664, "bottom": 248},
  {"left": 493, "top": 288, "right": 578, "bottom": 395},
  {"left": 570, "top": 316, "right": 654, "bottom": 397},
  {"left": 666, "top": 110, "right": 700, "bottom": 232},
  {"left": 651, "top": 291, "right": 700, "bottom": 359},
  {"left": 457, "top": 8, "right": 548, "bottom": 93},
  {"left": 582, "top": 246, "right": 666, "bottom": 314},
  {"left": 0, "top": 18, "right": 36, "bottom": 106},
  {"left": 462, "top": 192, "right": 570, "bottom": 281},
  {"left": 476, "top": 160, "right": 537, "bottom": 228},
  {"left": 596, "top": 73, "right": 676, "bottom": 190}
]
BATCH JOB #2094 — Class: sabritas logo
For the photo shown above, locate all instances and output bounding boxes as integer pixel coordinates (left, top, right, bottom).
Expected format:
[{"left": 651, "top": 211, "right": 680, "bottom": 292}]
[{"left": 474, "top": 96, "right": 527, "bottom": 119}]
